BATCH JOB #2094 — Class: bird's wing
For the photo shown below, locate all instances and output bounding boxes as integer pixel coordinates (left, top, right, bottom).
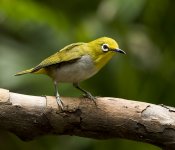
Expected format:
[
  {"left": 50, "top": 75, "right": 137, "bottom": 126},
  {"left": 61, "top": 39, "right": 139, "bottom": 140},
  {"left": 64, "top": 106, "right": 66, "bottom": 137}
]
[{"left": 33, "top": 42, "right": 85, "bottom": 71}]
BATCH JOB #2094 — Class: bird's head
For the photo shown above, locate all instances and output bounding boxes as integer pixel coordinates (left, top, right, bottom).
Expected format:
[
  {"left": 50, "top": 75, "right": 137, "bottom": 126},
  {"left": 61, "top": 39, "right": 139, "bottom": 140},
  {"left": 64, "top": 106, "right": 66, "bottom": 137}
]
[
  {"left": 88, "top": 37, "right": 126, "bottom": 69},
  {"left": 89, "top": 37, "right": 126, "bottom": 55}
]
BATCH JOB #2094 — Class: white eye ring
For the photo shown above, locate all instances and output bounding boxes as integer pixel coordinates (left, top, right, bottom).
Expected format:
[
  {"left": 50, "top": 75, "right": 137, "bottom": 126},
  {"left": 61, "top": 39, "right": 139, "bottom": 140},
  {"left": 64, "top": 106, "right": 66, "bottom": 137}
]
[{"left": 101, "top": 44, "right": 109, "bottom": 52}]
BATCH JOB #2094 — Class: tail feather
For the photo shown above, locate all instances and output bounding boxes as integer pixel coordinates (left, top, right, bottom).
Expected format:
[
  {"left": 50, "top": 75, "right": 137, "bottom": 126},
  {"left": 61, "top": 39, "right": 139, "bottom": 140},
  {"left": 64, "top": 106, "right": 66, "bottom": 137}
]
[{"left": 14, "top": 68, "right": 33, "bottom": 76}]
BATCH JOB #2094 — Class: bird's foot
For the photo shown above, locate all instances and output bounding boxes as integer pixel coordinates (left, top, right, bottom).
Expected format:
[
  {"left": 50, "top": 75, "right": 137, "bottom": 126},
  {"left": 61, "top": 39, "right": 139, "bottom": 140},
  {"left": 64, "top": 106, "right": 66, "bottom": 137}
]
[
  {"left": 83, "top": 92, "right": 97, "bottom": 106},
  {"left": 56, "top": 96, "right": 64, "bottom": 110}
]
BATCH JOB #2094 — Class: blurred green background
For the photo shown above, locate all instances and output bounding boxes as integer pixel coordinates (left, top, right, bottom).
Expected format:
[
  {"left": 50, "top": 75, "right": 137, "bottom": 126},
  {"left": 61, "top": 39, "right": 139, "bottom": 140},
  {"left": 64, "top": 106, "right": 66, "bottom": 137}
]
[{"left": 0, "top": 0, "right": 175, "bottom": 149}]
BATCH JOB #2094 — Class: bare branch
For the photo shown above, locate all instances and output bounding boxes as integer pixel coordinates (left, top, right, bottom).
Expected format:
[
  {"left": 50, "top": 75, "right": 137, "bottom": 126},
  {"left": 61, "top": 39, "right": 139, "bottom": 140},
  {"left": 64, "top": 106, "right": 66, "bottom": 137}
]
[{"left": 0, "top": 88, "right": 175, "bottom": 150}]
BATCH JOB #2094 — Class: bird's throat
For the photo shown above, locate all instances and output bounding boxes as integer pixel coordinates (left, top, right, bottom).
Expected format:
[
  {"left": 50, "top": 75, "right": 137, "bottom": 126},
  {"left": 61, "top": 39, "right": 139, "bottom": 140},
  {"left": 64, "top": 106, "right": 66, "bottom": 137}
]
[{"left": 94, "top": 52, "right": 114, "bottom": 70}]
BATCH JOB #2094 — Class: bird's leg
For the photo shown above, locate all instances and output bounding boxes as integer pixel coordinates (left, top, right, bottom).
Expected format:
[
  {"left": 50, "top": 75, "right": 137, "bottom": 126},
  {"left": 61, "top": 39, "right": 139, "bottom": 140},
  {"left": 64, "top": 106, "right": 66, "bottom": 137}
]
[
  {"left": 54, "top": 81, "right": 64, "bottom": 110},
  {"left": 73, "top": 83, "right": 96, "bottom": 105}
]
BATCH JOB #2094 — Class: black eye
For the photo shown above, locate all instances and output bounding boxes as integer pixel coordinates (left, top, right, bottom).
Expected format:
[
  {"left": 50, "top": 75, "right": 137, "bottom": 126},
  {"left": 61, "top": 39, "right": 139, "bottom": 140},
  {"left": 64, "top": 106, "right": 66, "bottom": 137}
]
[{"left": 102, "top": 44, "right": 109, "bottom": 52}]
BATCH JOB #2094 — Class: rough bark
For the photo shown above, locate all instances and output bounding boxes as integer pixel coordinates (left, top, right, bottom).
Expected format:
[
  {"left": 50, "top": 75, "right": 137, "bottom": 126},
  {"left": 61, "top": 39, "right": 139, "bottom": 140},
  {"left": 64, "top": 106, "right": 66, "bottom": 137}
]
[{"left": 0, "top": 88, "right": 175, "bottom": 150}]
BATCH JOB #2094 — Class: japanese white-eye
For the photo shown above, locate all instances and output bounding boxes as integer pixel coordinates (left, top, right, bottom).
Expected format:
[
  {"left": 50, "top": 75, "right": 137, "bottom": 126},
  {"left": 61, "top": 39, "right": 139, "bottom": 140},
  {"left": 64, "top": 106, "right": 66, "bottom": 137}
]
[{"left": 15, "top": 37, "right": 126, "bottom": 109}]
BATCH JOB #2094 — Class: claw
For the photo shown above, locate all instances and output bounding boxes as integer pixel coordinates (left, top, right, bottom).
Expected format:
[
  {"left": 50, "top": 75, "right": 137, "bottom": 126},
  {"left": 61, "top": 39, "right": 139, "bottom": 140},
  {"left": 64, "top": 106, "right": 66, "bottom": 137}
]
[
  {"left": 56, "top": 96, "right": 64, "bottom": 110},
  {"left": 54, "top": 81, "right": 64, "bottom": 110},
  {"left": 84, "top": 92, "right": 97, "bottom": 106},
  {"left": 73, "top": 82, "right": 97, "bottom": 106}
]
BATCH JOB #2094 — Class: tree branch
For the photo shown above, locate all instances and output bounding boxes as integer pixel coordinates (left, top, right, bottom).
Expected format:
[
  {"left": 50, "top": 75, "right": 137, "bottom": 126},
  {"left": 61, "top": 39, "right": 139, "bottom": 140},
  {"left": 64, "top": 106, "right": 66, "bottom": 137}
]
[{"left": 0, "top": 88, "right": 175, "bottom": 150}]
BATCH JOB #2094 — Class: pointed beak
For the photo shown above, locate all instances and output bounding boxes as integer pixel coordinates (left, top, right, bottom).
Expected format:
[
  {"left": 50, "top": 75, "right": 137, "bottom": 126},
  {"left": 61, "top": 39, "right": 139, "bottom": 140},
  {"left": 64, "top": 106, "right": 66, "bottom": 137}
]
[{"left": 115, "top": 48, "right": 126, "bottom": 54}]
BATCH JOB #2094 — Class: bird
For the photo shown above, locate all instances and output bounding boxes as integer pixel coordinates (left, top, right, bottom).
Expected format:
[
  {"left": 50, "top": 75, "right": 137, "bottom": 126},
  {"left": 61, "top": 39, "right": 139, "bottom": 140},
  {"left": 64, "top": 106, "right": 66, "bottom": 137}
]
[{"left": 15, "top": 37, "right": 126, "bottom": 109}]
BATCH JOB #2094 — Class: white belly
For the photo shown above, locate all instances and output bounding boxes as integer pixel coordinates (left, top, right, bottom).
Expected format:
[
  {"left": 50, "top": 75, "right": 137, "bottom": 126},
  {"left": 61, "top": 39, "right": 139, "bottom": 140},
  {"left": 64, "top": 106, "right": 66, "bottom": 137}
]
[{"left": 55, "top": 55, "right": 97, "bottom": 83}]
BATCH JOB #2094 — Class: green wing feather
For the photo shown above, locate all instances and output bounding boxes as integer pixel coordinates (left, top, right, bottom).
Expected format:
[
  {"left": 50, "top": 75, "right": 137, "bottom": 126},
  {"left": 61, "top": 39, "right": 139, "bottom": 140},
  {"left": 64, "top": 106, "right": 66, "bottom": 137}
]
[
  {"left": 15, "top": 42, "right": 85, "bottom": 76},
  {"left": 33, "top": 42, "right": 85, "bottom": 71}
]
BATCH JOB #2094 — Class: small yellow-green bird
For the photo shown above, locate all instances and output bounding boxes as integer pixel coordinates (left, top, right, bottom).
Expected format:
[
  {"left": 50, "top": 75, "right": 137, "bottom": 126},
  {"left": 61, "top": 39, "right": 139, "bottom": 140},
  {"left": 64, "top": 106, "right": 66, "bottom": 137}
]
[{"left": 15, "top": 37, "right": 126, "bottom": 109}]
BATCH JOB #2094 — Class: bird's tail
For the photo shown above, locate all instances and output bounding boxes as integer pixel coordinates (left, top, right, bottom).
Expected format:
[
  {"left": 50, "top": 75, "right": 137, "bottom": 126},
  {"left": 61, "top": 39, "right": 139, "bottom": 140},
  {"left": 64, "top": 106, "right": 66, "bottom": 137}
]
[{"left": 14, "top": 68, "right": 33, "bottom": 76}]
